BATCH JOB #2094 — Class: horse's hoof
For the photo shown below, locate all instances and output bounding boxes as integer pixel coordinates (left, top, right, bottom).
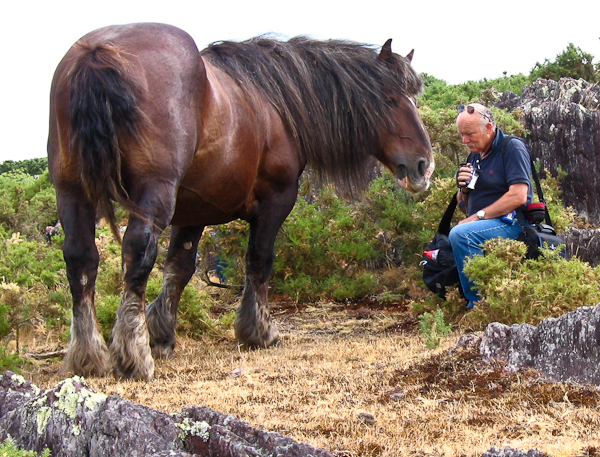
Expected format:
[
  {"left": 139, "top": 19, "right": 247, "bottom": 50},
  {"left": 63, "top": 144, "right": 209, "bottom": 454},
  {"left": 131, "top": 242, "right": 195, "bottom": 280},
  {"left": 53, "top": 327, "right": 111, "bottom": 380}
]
[
  {"left": 63, "top": 346, "right": 111, "bottom": 378},
  {"left": 270, "top": 337, "right": 281, "bottom": 348},
  {"left": 110, "top": 348, "right": 155, "bottom": 381},
  {"left": 112, "top": 364, "right": 154, "bottom": 382},
  {"left": 151, "top": 344, "right": 174, "bottom": 360},
  {"left": 235, "top": 327, "right": 280, "bottom": 350}
]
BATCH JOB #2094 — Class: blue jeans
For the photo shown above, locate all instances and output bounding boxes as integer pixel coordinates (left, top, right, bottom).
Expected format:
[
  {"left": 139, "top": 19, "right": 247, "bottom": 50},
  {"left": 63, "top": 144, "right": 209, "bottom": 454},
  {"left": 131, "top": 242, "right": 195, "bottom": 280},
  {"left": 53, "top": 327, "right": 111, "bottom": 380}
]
[{"left": 448, "top": 218, "right": 522, "bottom": 305}]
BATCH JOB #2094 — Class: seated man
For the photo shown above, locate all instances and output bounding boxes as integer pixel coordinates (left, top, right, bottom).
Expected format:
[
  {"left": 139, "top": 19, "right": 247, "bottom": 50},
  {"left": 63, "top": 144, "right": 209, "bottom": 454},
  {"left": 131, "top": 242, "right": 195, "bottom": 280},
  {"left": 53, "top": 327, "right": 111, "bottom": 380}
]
[{"left": 450, "top": 103, "right": 533, "bottom": 309}]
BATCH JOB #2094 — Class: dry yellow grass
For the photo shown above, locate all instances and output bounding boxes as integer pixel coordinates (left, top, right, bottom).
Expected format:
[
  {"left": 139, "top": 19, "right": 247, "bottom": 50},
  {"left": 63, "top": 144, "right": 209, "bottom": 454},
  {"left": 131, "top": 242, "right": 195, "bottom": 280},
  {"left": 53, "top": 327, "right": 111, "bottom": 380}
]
[{"left": 21, "top": 301, "right": 600, "bottom": 457}]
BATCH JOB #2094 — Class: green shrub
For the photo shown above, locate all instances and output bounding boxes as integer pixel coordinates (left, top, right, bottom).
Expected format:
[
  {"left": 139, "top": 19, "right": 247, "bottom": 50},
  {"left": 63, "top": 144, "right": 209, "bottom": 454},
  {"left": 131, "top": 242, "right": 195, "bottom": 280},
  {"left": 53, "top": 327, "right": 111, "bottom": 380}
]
[
  {"left": 0, "top": 157, "right": 48, "bottom": 176},
  {"left": 0, "top": 170, "right": 57, "bottom": 240},
  {"left": 274, "top": 185, "right": 378, "bottom": 280},
  {"left": 420, "top": 74, "right": 530, "bottom": 111},
  {"left": 0, "top": 439, "right": 50, "bottom": 457},
  {"left": 0, "top": 234, "right": 65, "bottom": 289},
  {"left": 462, "top": 238, "right": 600, "bottom": 328},
  {"left": 530, "top": 43, "right": 599, "bottom": 83},
  {"left": 359, "top": 174, "right": 426, "bottom": 265}
]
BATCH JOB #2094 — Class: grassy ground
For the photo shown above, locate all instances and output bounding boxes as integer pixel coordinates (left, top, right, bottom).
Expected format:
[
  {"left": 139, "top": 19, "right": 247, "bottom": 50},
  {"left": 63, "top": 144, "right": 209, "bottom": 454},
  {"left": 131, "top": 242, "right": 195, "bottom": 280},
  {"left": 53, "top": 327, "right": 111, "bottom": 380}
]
[{"left": 20, "top": 299, "right": 600, "bottom": 457}]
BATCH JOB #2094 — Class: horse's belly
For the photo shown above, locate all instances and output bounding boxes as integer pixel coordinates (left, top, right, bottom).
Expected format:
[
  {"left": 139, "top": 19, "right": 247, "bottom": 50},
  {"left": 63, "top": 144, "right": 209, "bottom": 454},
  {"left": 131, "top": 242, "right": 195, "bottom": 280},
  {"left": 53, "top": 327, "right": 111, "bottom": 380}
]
[{"left": 170, "top": 185, "right": 250, "bottom": 226}]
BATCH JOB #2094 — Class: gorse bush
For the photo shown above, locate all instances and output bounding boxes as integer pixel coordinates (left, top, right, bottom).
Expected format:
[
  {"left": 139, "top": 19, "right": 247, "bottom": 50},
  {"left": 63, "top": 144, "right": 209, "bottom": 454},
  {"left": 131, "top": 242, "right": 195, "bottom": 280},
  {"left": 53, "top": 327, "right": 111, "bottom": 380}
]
[
  {"left": 463, "top": 238, "right": 600, "bottom": 328},
  {"left": 0, "top": 234, "right": 65, "bottom": 289},
  {"left": 0, "top": 170, "right": 56, "bottom": 240},
  {"left": 420, "top": 73, "right": 530, "bottom": 111},
  {"left": 274, "top": 182, "right": 385, "bottom": 300},
  {"left": 0, "top": 237, "right": 71, "bottom": 352}
]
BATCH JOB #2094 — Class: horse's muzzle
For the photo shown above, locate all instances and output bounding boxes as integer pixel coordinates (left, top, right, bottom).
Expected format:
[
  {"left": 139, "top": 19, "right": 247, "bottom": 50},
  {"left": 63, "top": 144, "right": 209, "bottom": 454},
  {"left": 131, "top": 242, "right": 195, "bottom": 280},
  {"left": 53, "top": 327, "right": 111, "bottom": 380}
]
[{"left": 396, "top": 158, "right": 434, "bottom": 193}]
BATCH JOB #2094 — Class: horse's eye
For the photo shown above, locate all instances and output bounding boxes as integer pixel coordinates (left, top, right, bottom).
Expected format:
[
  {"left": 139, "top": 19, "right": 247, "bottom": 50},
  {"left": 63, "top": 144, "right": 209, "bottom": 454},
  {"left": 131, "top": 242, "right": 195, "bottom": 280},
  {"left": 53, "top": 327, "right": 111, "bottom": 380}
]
[{"left": 386, "top": 97, "right": 399, "bottom": 107}]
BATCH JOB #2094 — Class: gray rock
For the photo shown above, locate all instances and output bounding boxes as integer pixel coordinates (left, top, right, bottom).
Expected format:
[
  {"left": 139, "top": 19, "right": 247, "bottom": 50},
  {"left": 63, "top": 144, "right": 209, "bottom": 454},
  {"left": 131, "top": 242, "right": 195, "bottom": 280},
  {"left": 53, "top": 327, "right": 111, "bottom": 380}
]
[
  {"left": 482, "top": 446, "right": 547, "bottom": 457},
  {"left": 563, "top": 227, "right": 600, "bottom": 267},
  {"left": 0, "top": 371, "right": 332, "bottom": 457},
  {"left": 480, "top": 304, "right": 600, "bottom": 385}
]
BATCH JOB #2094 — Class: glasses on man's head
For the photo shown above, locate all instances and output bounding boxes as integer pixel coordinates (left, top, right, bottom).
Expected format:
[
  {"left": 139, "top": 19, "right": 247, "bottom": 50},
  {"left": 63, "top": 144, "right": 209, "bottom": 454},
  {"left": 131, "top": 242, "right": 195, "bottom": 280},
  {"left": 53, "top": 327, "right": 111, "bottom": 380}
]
[{"left": 458, "top": 104, "right": 492, "bottom": 122}]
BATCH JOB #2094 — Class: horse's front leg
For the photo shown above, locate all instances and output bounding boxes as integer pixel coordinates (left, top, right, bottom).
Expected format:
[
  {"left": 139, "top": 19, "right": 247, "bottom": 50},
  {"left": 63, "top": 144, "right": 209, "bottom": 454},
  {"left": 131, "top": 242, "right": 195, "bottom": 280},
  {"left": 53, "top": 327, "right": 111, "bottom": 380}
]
[
  {"left": 236, "top": 194, "right": 297, "bottom": 349},
  {"left": 58, "top": 191, "right": 111, "bottom": 377},
  {"left": 146, "top": 224, "right": 204, "bottom": 359}
]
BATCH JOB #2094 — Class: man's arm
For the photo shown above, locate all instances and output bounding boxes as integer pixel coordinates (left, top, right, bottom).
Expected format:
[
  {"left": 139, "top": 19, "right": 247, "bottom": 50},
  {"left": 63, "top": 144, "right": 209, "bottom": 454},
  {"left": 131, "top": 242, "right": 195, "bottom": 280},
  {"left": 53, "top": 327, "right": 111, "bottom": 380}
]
[{"left": 457, "top": 183, "right": 528, "bottom": 225}]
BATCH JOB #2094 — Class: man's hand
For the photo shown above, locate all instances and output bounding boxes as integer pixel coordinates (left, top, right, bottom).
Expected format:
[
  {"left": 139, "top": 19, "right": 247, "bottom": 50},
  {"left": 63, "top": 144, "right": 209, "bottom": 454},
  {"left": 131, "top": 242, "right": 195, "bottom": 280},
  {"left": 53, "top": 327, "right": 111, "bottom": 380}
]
[{"left": 456, "top": 163, "right": 474, "bottom": 191}]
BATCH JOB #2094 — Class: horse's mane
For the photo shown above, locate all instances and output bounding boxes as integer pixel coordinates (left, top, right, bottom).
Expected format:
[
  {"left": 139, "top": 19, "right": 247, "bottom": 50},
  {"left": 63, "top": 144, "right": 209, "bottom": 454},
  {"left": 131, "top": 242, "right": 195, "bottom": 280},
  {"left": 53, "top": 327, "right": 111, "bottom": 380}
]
[{"left": 201, "top": 36, "right": 423, "bottom": 194}]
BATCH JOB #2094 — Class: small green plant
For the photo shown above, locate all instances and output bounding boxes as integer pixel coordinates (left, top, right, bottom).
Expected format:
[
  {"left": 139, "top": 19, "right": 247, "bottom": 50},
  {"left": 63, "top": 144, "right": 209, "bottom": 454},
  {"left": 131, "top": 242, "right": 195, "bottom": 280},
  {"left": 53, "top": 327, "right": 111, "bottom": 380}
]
[
  {"left": 0, "top": 438, "right": 50, "bottom": 457},
  {"left": 463, "top": 238, "right": 600, "bottom": 328},
  {"left": 418, "top": 308, "right": 452, "bottom": 349}
]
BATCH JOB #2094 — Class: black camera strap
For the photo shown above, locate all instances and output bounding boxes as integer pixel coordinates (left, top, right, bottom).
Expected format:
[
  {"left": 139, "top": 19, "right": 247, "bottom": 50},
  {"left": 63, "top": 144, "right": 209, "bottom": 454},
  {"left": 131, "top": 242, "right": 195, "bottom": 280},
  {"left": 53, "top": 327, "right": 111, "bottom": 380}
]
[
  {"left": 437, "top": 192, "right": 459, "bottom": 237},
  {"left": 502, "top": 135, "right": 553, "bottom": 227}
]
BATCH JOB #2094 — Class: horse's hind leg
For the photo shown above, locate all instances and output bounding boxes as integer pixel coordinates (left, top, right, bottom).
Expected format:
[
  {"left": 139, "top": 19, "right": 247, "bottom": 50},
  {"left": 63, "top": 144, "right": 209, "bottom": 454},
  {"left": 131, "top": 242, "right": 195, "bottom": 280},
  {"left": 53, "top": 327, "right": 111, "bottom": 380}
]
[
  {"left": 110, "top": 192, "right": 174, "bottom": 381},
  {"left": 58, "top": 191, "right": 111, "bottom": 377},
  {"left": 146, "top": 224, "right": 204, "bottom": 359}
]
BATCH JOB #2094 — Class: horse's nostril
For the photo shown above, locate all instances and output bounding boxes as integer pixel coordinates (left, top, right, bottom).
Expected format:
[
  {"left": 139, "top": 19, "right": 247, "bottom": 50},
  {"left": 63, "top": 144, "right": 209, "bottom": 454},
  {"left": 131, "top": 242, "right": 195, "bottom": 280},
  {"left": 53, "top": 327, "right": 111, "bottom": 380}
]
[
  {"left": 418, "top": 159, "right": 429, "bottom": 177},
  {"left": 396, "top": 164, "right": 407, "bottom": 180}
]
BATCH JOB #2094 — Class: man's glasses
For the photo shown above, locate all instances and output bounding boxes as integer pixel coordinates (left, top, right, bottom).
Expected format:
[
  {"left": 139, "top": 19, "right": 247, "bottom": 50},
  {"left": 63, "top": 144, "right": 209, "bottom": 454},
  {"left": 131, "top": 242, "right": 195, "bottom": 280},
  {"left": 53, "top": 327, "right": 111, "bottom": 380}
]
[{"left": 458, "top": 104, "right": 492, "bottom": 123}]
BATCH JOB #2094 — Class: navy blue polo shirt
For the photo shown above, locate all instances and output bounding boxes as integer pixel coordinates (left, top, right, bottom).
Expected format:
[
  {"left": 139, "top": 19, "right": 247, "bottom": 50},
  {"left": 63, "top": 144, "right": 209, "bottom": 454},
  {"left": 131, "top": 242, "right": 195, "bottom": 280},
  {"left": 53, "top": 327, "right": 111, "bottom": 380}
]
[{"left": 465, "top": 128, "right": 533, "bottom": 217}]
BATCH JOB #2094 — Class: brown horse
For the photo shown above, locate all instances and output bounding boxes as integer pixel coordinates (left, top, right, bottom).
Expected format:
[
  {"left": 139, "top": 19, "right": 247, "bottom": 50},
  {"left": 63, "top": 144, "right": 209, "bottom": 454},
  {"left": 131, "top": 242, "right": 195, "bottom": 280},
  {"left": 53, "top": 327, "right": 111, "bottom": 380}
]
[{"left": 48, "top": 23, "right": 434, "bottom": 381}]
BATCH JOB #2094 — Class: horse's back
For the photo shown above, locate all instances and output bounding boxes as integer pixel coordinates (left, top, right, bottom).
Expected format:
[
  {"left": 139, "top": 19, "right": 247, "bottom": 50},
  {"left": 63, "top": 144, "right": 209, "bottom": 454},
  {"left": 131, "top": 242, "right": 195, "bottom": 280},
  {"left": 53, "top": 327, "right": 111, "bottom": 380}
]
[{"left": 48, "top": 23, "right": 206, "bottom": 191}]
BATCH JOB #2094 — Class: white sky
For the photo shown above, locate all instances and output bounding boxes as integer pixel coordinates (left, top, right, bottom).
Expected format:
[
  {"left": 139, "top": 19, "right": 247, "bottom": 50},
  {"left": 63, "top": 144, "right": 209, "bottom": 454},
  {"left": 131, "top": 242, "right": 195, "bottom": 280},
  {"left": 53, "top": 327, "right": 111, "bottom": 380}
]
[{"left": 2, "top": 0, "right": 599, "bottom": 163}]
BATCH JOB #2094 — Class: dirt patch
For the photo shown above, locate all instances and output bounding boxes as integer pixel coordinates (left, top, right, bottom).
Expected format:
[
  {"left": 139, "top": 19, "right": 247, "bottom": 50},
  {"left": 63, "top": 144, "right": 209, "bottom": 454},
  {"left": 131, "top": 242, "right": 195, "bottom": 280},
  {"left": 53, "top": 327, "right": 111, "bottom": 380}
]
[{"left": 19, "top": 298, "right": 600, "bottom": 457}]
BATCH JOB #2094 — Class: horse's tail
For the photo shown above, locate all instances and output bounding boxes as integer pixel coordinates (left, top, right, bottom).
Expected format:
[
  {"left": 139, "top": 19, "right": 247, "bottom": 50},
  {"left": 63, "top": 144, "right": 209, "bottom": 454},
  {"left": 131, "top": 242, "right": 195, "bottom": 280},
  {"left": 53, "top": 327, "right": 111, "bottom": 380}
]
[{"left": 67, "top": 42, "right": 146, "bottom": 242}]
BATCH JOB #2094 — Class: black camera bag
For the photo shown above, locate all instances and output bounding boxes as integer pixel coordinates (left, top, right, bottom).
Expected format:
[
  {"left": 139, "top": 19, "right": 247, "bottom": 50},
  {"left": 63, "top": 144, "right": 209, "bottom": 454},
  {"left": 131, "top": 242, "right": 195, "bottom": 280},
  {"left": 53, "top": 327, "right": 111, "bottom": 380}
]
[
  {"left": 517, "top": 223, "right": 566, "bottom": 259},
  {"left": 421, "top": 192, "right": 463, "bottom": 299}
]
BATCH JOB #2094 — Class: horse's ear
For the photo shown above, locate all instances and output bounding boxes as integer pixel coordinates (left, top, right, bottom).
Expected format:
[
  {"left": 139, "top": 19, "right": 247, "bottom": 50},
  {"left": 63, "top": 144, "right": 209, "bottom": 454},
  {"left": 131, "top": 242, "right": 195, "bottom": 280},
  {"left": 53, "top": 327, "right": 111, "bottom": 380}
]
[
  {"left": 379, "top": 39, "right": 393, "bottom": 62},
  {"left": 406, "top": 49, "right": 414, "bottom": 63}
]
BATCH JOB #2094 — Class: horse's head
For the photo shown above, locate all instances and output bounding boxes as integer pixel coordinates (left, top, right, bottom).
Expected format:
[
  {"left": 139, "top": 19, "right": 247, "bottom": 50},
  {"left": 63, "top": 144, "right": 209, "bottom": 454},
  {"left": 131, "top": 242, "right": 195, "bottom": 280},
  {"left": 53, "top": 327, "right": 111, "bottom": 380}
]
[{"left": 377, "top": 40, "right": 434, "bottom": 193}]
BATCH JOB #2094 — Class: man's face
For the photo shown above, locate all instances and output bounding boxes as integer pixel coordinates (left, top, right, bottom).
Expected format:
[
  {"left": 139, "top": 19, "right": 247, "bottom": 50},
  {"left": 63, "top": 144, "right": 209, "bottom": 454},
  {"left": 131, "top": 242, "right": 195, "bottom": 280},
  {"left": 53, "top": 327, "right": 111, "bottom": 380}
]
[{"left": 457, "top": 114, "right": 494, "bottom": 153}]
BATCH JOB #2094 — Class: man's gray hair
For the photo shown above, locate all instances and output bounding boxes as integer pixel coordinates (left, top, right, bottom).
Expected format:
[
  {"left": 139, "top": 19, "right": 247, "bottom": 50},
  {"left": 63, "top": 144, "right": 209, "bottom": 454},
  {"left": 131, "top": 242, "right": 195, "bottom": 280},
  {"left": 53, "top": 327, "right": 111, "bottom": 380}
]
[{"left": 482, "top": 106, "right": 496, "bottom": 128}]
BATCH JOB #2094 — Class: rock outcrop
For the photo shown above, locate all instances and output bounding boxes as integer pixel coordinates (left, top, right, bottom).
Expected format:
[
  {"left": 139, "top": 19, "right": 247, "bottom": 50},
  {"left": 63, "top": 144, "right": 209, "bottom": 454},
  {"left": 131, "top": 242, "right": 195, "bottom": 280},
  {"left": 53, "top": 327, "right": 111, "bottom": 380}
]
[
  {"left": 0, "top": 370, "right": 549, "bottom": 457},
  {"left": 0, "top": 371, "right": 332, "bottom": 457},
  {"left": 497, "top": 78, "right": 600, "bottom": 225},
  {"left": 479, "top": 304, "right": 600, "bottom": 385},
  {"left": 563, "top": 227, "right": 600, "bottom": 267}
]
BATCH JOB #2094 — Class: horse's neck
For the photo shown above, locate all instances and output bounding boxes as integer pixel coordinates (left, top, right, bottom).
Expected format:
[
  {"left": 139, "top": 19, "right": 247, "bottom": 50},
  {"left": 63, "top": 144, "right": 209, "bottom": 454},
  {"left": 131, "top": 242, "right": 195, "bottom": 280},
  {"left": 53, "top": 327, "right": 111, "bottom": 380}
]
[{"left": 200, "top": 61, "right": 275, "bottom": 139}]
